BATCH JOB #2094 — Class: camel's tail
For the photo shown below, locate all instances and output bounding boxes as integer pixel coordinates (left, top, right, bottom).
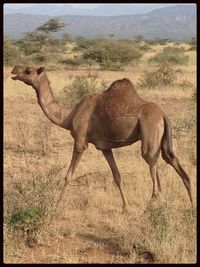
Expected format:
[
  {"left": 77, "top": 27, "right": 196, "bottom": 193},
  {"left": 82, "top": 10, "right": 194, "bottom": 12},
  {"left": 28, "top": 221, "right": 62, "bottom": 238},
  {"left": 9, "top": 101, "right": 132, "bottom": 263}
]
[{"left": 161, "top": 115, "right": 193, "bottom": 204}]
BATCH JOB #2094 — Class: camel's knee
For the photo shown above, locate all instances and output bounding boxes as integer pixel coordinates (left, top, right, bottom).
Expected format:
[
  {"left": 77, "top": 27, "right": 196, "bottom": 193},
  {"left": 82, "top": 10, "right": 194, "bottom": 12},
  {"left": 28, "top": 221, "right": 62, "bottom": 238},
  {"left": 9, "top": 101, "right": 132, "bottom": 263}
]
[
  {"left": 142, "top": 151, "right": 157, "bottom": 166},
  {"left": 74, "top": 140, "right": 88, "bottom": 152}
]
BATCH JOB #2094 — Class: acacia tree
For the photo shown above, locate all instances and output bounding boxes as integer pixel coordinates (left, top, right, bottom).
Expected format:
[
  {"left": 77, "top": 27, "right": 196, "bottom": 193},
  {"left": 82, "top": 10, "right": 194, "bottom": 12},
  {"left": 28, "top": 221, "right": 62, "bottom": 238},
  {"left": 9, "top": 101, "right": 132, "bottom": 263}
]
[
  {"left": 20, "top": 18, "right": 66, "bottom": 56},
  {"left": 36, "top": 18, "right": 66, "bottom": 34}
]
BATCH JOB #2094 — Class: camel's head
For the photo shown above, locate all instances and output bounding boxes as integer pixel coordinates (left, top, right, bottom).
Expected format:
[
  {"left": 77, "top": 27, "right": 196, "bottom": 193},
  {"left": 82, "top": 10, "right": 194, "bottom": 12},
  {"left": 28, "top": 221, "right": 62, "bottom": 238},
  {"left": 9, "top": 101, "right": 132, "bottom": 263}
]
[{"left": 11, "top": 66, "right": 46, "bottom": 89}]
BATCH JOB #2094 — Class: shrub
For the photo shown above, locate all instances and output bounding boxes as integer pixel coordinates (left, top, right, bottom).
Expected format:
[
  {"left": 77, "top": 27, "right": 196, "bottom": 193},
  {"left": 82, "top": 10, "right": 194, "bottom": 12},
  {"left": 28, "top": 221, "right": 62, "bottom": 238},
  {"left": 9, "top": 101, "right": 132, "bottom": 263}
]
[
  {"left": 178, "top": 79, "right": 194, "bottom": 90},
  {"left": 17, "top": 119, "right": 52, "bottom": 156},
  {"left": 149, "top": 46, "right": 189, "bottom": 65},
  {"left": 60, "top": 76, "right": 109, "bottom": 105},
  {"left": 8, "top": 204, "right": 40, "bottom": 245},
  {"left": 82, "top": 39, "right": 142, "bottom": 70},
  {"left": 140, "top": 43, "right": 151, "bottom": 51},
  {"left": 60, "top": 57, "right": 83, "bottom": 69},
  {"left": 172, "top": 116, "right": 196, "bottom": 138},
  {"left": 137, "top": 64, "right": 176, "bottom": 89},
  {"left": 4, "top": 37, "right": 23, "bottom": 65},
  {"left": 146, "top": 38, "right": 170, "bottom": 46},
  {"left": 28, "top": 52, "right": 62, "bottom": 64},
  {"left": 187, "top": 45, "right": 196, "bottom": 51},
  {"left": 4, "top": 160, "right": 63, "bottom": 246},
  {"left": 61, "top": 76, "right": 99, "bottom": 105},
  {"left": 73, "top": 36, "right": 98, "bottom": 52},
  {"left": 5, "top": 164, "right": 62, "bottom": 246}
]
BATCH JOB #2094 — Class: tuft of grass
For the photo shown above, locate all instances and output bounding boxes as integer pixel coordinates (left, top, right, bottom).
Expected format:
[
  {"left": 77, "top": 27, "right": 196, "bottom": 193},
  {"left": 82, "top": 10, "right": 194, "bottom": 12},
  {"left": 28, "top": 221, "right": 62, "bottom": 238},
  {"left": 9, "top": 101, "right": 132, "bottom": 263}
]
[
  {"left": 172, "top": 116, "right": 196, "bottom": 138},
  {"left": 178, "top": 79, "right": 194, "bottom": 90}
]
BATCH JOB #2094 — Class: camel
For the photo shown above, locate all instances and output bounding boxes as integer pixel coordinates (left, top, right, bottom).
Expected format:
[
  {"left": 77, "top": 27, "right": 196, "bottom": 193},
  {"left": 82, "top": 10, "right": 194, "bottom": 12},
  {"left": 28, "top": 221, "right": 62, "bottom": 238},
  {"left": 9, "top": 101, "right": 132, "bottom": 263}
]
[{"left": 11, "top": 65, "right": 193, "bottom": 212}]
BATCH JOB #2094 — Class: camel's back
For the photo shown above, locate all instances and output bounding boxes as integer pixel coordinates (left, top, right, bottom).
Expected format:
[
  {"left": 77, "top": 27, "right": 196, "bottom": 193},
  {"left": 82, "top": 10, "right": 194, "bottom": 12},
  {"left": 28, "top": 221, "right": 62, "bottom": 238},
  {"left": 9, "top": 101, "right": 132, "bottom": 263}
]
[{"left": 97, "top": 78, "right": 145, "bottom": 117}]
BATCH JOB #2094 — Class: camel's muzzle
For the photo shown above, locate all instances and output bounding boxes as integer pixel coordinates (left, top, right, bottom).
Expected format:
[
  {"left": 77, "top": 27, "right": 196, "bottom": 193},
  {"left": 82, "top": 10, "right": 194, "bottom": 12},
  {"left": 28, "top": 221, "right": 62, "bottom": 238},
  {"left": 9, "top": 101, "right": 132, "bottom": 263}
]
[
  {"left": 11, "top": 69, "right": 20, "bottom": 80},
  {"left": 11, "top": 75, "right": 19, "bottom": 80}
]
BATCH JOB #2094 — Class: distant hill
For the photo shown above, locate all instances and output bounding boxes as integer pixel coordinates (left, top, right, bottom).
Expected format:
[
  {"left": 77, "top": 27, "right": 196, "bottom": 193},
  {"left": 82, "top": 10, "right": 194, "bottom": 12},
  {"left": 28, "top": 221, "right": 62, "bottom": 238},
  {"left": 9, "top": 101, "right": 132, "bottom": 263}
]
[
  {"left": 4, "top": 4, "right": 177, "bottom": 16},
  {"left": 4, "top": 4, "right": 196, "bottom": 40}
]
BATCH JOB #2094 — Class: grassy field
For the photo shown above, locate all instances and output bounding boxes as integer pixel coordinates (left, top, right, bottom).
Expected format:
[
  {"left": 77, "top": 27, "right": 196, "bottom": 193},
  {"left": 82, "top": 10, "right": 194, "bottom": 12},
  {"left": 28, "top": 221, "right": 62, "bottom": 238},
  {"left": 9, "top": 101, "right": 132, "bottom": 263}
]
[{"left": 4, "top": 45, "right": 196, "bottom": 263}]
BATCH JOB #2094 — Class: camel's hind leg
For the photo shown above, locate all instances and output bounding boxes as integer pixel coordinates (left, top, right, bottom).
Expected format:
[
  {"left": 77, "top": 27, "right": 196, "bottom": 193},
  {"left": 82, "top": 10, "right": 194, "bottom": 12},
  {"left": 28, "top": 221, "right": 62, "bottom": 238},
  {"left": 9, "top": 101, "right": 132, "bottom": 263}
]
[
  {"left": 149, "top": 164, "right": 161, "bottom": 198},
  {"left": 156, "top": 167, "right": 162, "bottom": 193},
  {"left": 161, "top": 147, "right": 193, "bottom": 204},
  {"left": 139, "top": 113, "right": 164, "bottom": 199}
]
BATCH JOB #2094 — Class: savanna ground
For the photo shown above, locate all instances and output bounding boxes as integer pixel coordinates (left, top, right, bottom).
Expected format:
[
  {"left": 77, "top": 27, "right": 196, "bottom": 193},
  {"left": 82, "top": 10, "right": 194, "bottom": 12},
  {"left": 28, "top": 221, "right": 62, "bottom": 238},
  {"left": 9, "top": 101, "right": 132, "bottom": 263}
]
[{"left": 4, "top": 42, "right": 196, "bottom": 263}]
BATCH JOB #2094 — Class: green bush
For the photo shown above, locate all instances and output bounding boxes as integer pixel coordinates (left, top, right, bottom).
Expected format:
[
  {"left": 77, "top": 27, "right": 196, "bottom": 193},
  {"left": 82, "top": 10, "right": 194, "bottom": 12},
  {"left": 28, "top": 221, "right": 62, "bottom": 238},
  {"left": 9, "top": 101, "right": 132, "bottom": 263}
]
[
  {"left": 140, "top": 43, "right": 151, "bottom": 51},
  {"left": 187, "top": 45, "right": 196, "bottom": 51},
  {"left": 61, "top": 76, "right": 98, "bottom": 105},
  {"left": 60, "top": 57, "right": 83, "bottom": 68},
  {"left": 82, "top": 39, "right": 142, "bottom": 70},
  {"left": 5, "top": 163, "right": 62, "bottom": 246},
  {"left": 60, "top": 75, "right": 109, "bottom": 105},
  {"left": 16, "top": 40, "right": 38, "bottom": 56},
  {"left": 146, "top": 38, "right": 170, "bottom": 46},
  {"left": 137, "top": 64, "right": 176, "bottom": 89},
  {"left": 73, "top": 36, "right": 98, "bottom": 51},
  {"left": 9, "top": 205, "right": 40, "bottom": 233},
  {"left": 149, "top": 46, "right": 189, "bottom": 65},
  {"left": 4, "top": 37, "right": 23, "bottom": 65}
]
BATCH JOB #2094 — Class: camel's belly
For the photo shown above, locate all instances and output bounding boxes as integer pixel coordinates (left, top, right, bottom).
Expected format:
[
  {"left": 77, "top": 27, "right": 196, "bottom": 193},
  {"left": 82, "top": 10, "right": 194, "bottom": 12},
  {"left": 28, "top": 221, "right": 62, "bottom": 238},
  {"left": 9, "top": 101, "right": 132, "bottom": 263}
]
[
  {"left": 89, "top": 115, "right": 139, "bottom": 149},
  {"left": 105, "top": 116, "right": 138, "bottom": 140}
]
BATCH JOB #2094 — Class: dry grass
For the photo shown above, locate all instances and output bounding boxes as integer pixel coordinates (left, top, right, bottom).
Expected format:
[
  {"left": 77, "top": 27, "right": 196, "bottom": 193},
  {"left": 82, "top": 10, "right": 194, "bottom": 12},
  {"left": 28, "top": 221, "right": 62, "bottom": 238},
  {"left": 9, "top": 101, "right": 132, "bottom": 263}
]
[{"left": 4, "top": 45, "right": 196, "bottom": 263}]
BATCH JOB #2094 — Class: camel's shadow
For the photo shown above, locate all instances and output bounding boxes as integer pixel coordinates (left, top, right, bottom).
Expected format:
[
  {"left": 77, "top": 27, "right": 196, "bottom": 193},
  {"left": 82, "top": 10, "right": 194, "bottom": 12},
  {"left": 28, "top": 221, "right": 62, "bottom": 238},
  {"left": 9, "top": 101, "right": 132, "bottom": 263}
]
[
  {"left": 78, "top": 232, "right": 130, "bottom": 257},
  {"left": 78, "top": 232, "right": 156, "bottom": 262}
]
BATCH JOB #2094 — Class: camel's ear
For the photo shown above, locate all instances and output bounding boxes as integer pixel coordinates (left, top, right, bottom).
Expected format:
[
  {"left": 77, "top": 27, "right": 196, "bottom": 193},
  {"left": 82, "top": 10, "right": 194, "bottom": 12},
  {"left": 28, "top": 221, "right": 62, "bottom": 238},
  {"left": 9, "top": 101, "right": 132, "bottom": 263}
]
[{"left": 37, "top": 67, "right": 45, "bottom": 75}]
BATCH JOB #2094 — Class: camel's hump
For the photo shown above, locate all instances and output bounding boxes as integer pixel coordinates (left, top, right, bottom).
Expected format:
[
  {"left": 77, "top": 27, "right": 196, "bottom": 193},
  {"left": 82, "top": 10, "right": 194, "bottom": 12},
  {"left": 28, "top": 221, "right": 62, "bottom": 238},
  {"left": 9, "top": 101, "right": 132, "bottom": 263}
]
[
  {"left": 97, "top": 78, "right": 141, "bottom": 117},
  {"left": 105, "top": 78, "right": 135, "bottom": 93}
]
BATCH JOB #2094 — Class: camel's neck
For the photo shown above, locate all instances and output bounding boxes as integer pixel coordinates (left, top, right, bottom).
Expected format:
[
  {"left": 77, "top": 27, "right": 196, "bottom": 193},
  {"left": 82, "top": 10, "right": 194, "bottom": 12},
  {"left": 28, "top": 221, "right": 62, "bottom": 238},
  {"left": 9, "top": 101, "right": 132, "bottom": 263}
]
[{"left": 35, "top": 78, "right": 73, "bottom": 130}]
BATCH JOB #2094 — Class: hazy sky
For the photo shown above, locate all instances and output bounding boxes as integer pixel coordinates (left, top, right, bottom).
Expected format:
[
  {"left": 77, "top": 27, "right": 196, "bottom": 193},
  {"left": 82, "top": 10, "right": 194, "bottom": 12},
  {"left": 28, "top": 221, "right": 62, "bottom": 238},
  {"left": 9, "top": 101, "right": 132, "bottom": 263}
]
[
  {"left": 70, "top": 4, "right": 102, "bottom": 9},
  {"left": 4, "top": 3, "right": 102, "bottom": 9},
  {"left": 5, "top": 3, "right": 186, "bottom": 10}
]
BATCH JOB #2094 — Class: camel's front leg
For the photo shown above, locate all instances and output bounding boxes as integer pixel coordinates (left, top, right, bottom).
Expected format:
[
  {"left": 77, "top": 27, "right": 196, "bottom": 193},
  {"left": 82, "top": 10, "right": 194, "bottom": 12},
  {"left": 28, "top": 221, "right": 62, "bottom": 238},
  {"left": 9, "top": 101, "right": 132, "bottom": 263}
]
[
  {"left": 64, "top": 149, "right": 83, "bottom": 185},
  {"left": 57, "top": 147, "right": 83, "bottom": 207},
  {"left": 102, "top": 149, "right": 128, "bottom": 212},
  {"left": 74, "top": 136, "right": 88, "bottom": 153}
]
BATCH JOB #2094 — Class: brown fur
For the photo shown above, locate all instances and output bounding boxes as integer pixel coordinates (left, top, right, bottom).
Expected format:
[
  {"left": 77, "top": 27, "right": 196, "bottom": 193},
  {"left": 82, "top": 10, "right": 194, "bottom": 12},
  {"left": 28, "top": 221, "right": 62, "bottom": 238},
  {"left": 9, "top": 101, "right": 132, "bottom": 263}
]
[
  {"left": 97, "top": 78, "right": 144, "bottom": 117},
  {"left": 11, "top": 66, "right": 193, "bottom": 212}
]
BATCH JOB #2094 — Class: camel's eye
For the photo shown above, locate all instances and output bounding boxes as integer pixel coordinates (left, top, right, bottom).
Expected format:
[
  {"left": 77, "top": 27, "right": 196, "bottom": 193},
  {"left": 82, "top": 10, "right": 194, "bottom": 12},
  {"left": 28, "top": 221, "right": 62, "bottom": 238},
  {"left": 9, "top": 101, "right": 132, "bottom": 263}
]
[{"left": 25, "top": 69, "right": 31, "bottom": 75}]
